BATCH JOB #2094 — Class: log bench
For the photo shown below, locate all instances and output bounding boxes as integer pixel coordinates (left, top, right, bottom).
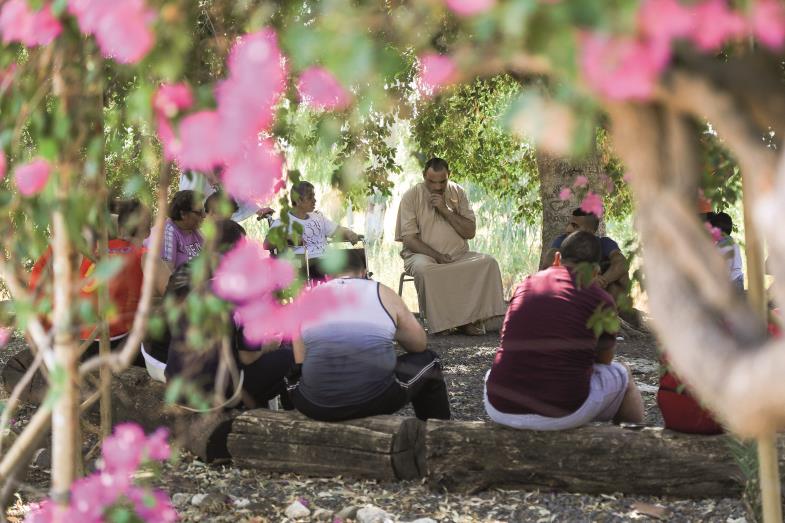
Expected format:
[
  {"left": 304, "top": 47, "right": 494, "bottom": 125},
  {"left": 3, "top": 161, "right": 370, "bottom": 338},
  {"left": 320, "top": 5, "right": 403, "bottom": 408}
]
[
  {"left": 227, "top": 409, "right": 425, "bottom": 481},
  {"left": 425, "top": 420, "right": 785, "bottom": 497}
]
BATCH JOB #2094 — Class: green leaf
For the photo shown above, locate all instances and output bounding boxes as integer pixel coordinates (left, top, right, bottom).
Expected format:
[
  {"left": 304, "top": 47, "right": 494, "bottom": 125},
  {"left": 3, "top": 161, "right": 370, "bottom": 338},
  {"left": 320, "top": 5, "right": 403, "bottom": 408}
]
[
  {"left": 42, "top": 363, "right": 66, "bottom": 410},
  {"left": 51, "top": 0, "right": 68, "bottom": 16},
  {"left": 318, "top": 247, "right": 348, "bottom": 275},
  {"left": 38, "top": 139, "right": 58, "bottom": 162},
  {"left": 164, "top": 377, "right": 184, "bottom": 405}
]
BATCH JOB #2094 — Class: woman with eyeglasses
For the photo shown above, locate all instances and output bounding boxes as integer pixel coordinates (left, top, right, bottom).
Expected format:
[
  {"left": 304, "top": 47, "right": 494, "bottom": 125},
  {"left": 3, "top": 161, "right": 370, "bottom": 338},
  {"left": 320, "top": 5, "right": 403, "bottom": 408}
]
[{"left": 160, "top": 190, "right": 205, "bottom": 271}]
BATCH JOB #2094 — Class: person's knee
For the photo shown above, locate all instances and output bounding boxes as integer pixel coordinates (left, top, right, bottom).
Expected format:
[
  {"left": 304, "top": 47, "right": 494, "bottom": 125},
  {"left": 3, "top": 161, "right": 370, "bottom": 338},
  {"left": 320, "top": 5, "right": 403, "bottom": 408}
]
[{"left": 615, "top": 368, "right": 645, "bottom": 423}]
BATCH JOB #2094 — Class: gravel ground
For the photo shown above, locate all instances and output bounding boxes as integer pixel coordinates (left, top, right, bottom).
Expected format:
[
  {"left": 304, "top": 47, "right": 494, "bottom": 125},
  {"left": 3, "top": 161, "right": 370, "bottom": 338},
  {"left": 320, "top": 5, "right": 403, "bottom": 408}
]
[{"left": 1, "top": 329, "right": 748, "bottom": 522}]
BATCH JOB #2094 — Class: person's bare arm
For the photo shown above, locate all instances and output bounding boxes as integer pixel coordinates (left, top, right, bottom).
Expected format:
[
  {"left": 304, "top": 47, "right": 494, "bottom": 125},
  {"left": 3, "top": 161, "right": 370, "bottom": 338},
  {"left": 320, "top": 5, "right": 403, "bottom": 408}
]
[
  {"left": 430, "top": 193, "right": 475, "bottom": 239},
  {"left": 292, "top": 335, "right": 306, "bottom": 364},
  {"left": 333, "top": 226, "right": 362, "bottom": 244},
  {"left": 597, "top": 250, "right": 628, "bottom": 288},
  {"left": 379, "top": 284, "right": 426, "bottom": 353},
  {"left": 540, "top": 247, "right": 558, "bottom": 270},
  {"left": 595, "top": 333, "right": 616, "bottom": 364},
  {"left": 401, "top": 234, "right": 452, "bottom": 264},
  {"left": 142, "top": 254, "right": 171, "bottom": 297}
]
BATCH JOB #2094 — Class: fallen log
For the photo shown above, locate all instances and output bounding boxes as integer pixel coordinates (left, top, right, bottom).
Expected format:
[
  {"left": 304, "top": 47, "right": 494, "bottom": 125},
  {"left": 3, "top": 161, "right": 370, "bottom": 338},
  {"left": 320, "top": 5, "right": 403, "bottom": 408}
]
[
  {"left": 2, "top": 350, "right": 235, "bottom": 463},
  {"left": 228, "top": 410, "right": 425, "bottom": 481},
  {"left": 426, "top": 420, "right": 785, "bottom": 497},
  {"left": 111, "top": 367, "right": 237, "bottom": 463}
]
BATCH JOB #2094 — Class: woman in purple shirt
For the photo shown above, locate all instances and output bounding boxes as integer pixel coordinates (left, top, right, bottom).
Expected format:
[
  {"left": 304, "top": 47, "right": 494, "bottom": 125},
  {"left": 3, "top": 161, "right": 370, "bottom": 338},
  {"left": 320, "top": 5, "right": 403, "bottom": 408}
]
[{"left": 162, "top": 190, "right": 205, "bottom": 271}]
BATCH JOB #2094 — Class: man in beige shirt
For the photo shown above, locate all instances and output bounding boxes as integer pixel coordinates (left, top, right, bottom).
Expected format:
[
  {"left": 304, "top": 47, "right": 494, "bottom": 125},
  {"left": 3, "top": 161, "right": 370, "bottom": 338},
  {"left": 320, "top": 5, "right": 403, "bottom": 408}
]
[{"left": 395, "top": 158, "right": 506, "bottom": 335}]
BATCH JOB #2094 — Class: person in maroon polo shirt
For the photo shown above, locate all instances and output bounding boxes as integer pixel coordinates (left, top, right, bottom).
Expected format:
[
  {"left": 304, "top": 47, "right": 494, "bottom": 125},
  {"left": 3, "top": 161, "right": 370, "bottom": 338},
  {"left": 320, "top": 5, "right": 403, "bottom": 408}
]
[{"left": 484, "top": 231, "right": 644, "bottom": 430}]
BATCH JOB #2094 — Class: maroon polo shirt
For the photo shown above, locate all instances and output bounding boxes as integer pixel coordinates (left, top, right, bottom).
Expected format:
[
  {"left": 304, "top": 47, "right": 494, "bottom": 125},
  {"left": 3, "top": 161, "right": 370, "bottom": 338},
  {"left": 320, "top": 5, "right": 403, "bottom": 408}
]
[{"left": 486, "top": 265, "right": 617, "bottom": 417}]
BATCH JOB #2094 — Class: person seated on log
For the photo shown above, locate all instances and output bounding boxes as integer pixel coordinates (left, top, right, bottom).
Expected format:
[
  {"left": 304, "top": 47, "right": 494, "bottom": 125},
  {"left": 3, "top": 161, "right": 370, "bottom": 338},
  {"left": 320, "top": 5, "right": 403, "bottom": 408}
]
[
  {"left": 267, "top": 180, "right": 362, "bottom": 281},
  {"left": 709, "top": 212, "right": 744, "bottom": 292},
  {"left": 541, "top": 208, "right": 630, "bottom": 301},
  {"left": 164, "top": 219, "right": 295, "bottom": 410},
  {"left": 78, "top": 199, "right": 161, "bottom": 367},
  {"left": 152, "top": 189, "right": 205, "bottom": 272},
  {"left": 484, "top": 231, "right": 644, "bottom": 430},
  {"left": 394, "top": 157, "right": 507, "bottom": 335},
  {"left": 287, "top": 249, "right": 452, "bottom": 422}
]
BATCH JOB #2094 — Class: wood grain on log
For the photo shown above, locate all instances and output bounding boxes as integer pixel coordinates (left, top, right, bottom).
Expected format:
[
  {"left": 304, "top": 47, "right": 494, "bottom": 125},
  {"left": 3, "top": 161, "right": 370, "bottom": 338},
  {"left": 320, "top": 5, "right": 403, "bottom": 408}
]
[
  {"left": 425, "top": 420, "right": 779, "bottom": 497},
  {"left": 228, "top": 410, "right": 425, "bottom": 481}
]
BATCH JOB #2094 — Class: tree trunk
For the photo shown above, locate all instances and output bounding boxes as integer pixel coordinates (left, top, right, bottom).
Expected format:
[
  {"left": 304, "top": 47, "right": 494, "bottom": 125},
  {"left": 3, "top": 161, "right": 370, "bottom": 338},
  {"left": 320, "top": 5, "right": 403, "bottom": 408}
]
[{"left": 536, "top": 151, "right": 606, "bottom": 266}]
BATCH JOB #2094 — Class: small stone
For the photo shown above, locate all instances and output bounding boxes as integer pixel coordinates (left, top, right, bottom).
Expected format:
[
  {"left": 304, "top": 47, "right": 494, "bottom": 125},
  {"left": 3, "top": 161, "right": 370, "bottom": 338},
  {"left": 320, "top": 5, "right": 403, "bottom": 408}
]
[
  {"left": 172, "top": 493, "right": 190, "bottom": 508},
  {"left": 336, "top": 505, "right": 360, "bottom": 519},
  {"left": 408, "top": 519, "right": 437, "bottom": 523},
  {"left": 356, "top": 504, "right": 393, "bottom": 523},
  {"left": 191, "top": 493, "right": 208, "bottom": 506},
  {"left": 285, "top": 500, "right": 311, "bottom": 519},
  {"left": 312, "top": 508, "right": 333, "bottom": 521},
  {"left": 233, "top": 497, "right": 251, "bottom": 508}
]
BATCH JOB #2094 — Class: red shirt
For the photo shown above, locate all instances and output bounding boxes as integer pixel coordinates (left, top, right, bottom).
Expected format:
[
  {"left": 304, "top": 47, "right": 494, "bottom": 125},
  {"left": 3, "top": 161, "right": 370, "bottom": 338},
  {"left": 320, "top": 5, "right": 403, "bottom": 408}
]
[
  {"left": 486, "top": 265, "right": 617, "bottom": 417},
  {"left": 79, "top": 239, "right": 145, "bottom": 338}
]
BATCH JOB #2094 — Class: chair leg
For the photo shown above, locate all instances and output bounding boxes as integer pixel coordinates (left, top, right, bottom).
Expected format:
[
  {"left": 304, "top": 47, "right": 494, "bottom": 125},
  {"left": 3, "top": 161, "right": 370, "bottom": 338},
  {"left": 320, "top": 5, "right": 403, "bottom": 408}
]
[{"left": 398, "top": 272, "right": 405, "bottom": 296}]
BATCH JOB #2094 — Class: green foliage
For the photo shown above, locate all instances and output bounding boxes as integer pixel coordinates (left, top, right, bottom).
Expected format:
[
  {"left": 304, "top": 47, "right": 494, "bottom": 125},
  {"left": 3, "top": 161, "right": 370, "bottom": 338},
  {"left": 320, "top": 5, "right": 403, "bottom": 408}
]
[
  {"left": 699, "top": 124, "right": 743, "bottom": 211},
  {"left": 587, "top": 303, "right": 620, "bottom": 337},
  {"left": 413, "top": 75, "right": 540, "bottom": 223},
  {"left": 727, "top": 437, "right": 762, "bottom": 523}
]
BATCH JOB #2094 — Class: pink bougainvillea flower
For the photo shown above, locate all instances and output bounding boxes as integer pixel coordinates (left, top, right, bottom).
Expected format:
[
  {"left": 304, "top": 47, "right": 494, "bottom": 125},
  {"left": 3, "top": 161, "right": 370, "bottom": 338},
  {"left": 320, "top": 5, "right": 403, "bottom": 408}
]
[
  {"left": 580, "top": 191, "right": 604, "bottom": 217},
  {"left": 102, "top": 422, "right": 146, "bottom": 476},
  {"left": 69, "top": 0, "right": 155, "bottom": 64},
  {"left": 689, "top": 0, "right": 746, "bottom": 50},
  {"left": 572, "top": 175, "right": 589, "bottom": 188},
  {"left": 638, "top": 0, "right": 694, "bottom": 43},
  {"left": 0, "top": 0, "right": 62, "bottom": 47},
  {"left": 297, "top": 66, "right": 352, "bottom": 111},
  {"left": 155, "top": 114, "right": 180, "bottom": 162},
  {"left": 558, "top": 187, "right": 572, "bottom": 201},
  {"left": 704, "top": 222, "right": 723, "bottom": 242},
  {"left": 418, "top": 53, "right": 458, "bottom": 96},
  {"left": 145, "top": 427, "right": 171, "bottom": 461},
  {"left": 751, "top": 0, "right": 785, "bottom": 49},
  {"left": 235, "top": 285, "right": 345, "bottom": 344},
  {"left": 221, "top": 140, "right": 283, "bottom": 205},
  {"left": 445, "top": 0, "right": 496, "bottom": 16},
  {"left": 127, "top": 486, "right": 178, "bottom": 523},
  {"left": 213, "top": 239, "right": 295, "bottom": 303},
  {"left": 153, "top": 83, "right": 193, "bottom": 118},
  {"left": 23, "top": 500, "right": 55, "bottom": 523},
  {"left": 14, "top": 158, "right": 51, "bottom": 196},
  {"left": 0, "top": 150, "right": 6, "bottom": 181},
  {"left": 0, "top": 327, "right": 10, "bottom": 347},
  {"left": 176, "top": 111, "right": 224, "bottom": 171},
  {"left": 579, "top": 32, "right": 669, "bottom": 100}
]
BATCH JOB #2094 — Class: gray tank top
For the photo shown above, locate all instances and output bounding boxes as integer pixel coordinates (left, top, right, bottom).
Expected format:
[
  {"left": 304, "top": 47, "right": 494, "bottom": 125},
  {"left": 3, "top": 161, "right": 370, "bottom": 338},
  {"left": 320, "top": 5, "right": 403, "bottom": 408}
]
[{"left": 299, "top": 278, "right": 397, "bottom": 407}]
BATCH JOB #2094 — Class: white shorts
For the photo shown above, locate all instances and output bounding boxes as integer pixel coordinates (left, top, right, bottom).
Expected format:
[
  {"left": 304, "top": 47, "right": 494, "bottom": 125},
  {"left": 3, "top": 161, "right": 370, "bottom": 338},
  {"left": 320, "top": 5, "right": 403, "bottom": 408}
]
[{"left": 483, "top": 362, "right": 629, "bottom": 431}]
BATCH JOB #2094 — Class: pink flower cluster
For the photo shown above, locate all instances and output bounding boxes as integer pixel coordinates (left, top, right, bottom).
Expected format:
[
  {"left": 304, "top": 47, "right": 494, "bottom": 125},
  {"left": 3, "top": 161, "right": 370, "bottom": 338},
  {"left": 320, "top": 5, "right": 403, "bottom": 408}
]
[
  {"left": 25, "top": 423, "right": 176, "bottom": 523},
  {"left": 0, "top": 327, "right": 10, "bottom": 347},
  {"left": 212, "top": 239, "right": 344, "bottom": 344},
  {"left": 417, "top": 53, "right": 458, "bottom": 97},
  {"left": 445, "top": 0, "right": 496, "bottom": 17},
  {"left": 14, "top": 158, "right": 51, "bottom": 196},
  {"left": 297, "top": 66, "right": 352, "bottom": 111},
  {"left": 68, "top": 0, "right": 156, "bottom": 64},
  {"left": 0, "top": 0, "right": 155, "bottom": 64},
  {"left": 581, "top": 0, "right": 785, "bottom": 100},
  {"left": 155, "top": 29, "right": 287, "bottom": 207},
  {"left": 0, "top": 0, "right": 61, "bottom": 47}
]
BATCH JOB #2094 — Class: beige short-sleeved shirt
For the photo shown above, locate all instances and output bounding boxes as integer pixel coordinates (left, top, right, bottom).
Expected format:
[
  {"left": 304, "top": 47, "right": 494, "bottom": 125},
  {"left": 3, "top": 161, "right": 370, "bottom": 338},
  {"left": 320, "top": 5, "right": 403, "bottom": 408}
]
[{"left": 395, "top": 181, "right": 476, "bottom": 259}]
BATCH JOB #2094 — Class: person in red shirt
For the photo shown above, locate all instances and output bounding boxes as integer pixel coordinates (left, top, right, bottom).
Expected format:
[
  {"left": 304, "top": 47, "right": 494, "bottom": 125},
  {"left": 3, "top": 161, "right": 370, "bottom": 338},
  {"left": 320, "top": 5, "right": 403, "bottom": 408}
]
[{"left": 484, "top": 231, "right": 644, "bottom": 430}]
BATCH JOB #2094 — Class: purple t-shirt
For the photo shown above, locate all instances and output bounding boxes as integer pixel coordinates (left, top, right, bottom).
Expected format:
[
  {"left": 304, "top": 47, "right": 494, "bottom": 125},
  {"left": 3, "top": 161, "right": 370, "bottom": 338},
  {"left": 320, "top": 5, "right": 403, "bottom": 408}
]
[
  {"left": 486, "top": 266, "right": 617, "bottom": 417},
  {"left": 162, "top": 219, "right": 203, "bottom": 269}
]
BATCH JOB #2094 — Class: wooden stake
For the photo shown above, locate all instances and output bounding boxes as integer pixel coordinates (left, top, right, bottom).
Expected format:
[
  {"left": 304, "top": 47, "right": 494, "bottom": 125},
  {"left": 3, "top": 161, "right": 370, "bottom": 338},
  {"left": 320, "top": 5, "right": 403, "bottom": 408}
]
[{"left": 742, "top": 174, "right": 783, "bottom": 523}]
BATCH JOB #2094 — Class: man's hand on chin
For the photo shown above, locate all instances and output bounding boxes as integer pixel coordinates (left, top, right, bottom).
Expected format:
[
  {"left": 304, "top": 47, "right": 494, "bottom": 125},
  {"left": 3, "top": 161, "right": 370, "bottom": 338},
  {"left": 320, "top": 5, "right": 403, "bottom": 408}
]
[{"left": 429, "top": 193, "right": 449, "bottom": 214}]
